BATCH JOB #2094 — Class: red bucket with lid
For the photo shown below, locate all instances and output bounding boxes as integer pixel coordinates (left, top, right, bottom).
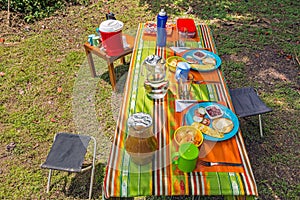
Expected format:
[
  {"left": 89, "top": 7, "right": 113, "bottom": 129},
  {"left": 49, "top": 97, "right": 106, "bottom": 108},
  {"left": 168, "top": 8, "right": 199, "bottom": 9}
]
[{"left": 99, "top": 20, "right": 124, "bottom": 56}]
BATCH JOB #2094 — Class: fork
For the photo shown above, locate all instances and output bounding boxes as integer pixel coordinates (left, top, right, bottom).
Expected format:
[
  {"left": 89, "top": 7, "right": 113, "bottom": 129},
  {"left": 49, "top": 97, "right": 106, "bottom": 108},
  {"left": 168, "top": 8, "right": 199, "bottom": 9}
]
[{"left": 198, "top": 160, "right": 243, "bottom": 167}]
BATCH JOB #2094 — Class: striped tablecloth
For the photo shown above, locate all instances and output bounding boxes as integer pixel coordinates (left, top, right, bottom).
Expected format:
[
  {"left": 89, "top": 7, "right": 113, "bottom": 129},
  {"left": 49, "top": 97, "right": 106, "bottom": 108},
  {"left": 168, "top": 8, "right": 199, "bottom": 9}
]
[{"left": 103, "top": 23, "right": 258, "bottom": 199}]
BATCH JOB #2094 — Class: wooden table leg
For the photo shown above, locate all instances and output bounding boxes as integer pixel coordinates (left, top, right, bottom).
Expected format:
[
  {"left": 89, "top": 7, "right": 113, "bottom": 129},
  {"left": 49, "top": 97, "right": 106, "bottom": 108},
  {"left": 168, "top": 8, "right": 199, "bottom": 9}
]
[
  {"left": 121, "top": 56, "right": 126, "bottom": 65},
  {"left": 84, "top": 46, "right": 97, "bottom": 77},
  {"left": 108, "top": 62, "right": 116, "bottom": 90}
]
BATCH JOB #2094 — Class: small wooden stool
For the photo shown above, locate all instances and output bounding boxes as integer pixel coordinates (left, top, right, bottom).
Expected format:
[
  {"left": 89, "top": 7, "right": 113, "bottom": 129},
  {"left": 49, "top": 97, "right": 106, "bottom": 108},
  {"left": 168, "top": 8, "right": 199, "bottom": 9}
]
[{"left": 84, "top": 34, "right": 134, "bottom": 90}]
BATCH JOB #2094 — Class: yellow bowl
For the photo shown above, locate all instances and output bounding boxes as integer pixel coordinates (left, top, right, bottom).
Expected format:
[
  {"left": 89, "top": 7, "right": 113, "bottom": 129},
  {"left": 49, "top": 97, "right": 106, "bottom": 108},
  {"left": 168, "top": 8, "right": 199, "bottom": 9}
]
[
  {"left": 166, "top": 56, "right": 187, "bottom": 72},
  {"left": 174, "top": 126, "right": 204, "bottom": 147}
]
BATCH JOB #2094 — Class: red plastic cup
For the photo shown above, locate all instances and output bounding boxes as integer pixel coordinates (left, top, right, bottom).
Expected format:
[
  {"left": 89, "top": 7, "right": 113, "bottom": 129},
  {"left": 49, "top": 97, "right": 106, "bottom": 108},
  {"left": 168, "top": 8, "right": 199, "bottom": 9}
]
[{"left": 99, "top": 20, "right": 124, "bottom": 56}]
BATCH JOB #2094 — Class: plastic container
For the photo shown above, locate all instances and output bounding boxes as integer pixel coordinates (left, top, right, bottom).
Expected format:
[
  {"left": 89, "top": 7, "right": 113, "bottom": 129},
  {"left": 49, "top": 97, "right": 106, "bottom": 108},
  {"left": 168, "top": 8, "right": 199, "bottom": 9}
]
[
  {"left": 177, "top": 18, "right": 197, "bottom": 38},
  {"left": 175, "top": 62, "right": 191, "bottom": 81},
  {"left": 172, "top": 143, "right": 200, "bottom": 172},
  {"left": 99, "top": 20, "right": 124, "bottom": 56},
  {"left": 205, "top": 105, "right": 224, "bottom": 119},
  {"left": 157, "top": 9, "right": 168, "bottom": 47}
]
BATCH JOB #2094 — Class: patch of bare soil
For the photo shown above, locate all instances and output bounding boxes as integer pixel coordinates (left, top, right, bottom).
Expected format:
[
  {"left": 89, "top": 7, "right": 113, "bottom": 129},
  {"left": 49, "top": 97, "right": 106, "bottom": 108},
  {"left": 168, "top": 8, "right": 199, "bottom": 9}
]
[
  {"left": 223, "top": 45, "right": 300, "bottom": 92},
  {"left": 245, "top": 46, "right": 299, "bottom": 90}
]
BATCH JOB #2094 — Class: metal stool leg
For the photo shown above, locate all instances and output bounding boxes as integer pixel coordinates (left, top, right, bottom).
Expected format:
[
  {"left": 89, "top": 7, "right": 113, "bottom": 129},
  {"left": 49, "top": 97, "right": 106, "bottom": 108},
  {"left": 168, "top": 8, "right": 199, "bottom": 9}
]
[
  {"left": 88, "top": 136, "right": 97, "bottom": 200},
  {"left": 46, "top": 169, "right": 52, "bottom": 193},
  {"left": 259, "top": 114, "right": 263, "bottom": 137}
]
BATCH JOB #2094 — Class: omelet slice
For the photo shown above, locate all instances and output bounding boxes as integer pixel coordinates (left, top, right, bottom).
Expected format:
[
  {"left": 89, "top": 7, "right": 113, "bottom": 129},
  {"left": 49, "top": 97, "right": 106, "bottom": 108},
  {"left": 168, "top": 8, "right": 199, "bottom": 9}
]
[{"left": 191, "top": 122, "right": 224, "bottom": 138}]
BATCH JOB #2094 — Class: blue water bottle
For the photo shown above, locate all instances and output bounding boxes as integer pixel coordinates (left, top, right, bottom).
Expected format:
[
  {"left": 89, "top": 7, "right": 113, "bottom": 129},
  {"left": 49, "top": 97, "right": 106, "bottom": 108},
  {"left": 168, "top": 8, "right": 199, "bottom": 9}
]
[{"left": 157, "top": 9, "right": 168, "bottom": 47}]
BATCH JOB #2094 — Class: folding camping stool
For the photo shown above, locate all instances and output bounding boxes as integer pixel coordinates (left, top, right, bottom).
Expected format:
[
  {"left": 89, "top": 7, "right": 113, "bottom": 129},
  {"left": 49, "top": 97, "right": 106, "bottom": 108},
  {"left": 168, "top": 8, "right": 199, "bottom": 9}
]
[
  {"left": 41, "top": 133, "right": 97, "bottom": 200},
  {"left": 229, "top": 87, "right": 273, "bottom": 137}
]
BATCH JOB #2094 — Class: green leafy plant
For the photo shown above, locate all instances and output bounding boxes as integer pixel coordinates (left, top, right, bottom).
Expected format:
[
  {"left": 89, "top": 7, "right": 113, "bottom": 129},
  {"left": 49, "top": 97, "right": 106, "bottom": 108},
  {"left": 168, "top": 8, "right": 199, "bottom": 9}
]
[{"left": 0, "top": 0, "right": 89, "bottom": 22}]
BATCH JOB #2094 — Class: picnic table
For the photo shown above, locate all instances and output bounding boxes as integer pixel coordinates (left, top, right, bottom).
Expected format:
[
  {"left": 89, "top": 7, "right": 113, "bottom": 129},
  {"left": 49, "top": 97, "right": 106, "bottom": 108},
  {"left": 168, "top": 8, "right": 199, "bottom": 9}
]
[{"left": 103, "top": 21, "right": 258, "bottom": 199}]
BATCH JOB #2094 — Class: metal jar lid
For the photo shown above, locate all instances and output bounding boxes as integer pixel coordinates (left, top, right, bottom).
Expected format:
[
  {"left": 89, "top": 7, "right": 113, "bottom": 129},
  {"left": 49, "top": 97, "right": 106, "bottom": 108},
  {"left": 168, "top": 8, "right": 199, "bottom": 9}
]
[
  {"left": 127, "top": 113, "right": 152, "bottom": 131},
  {"left": 143, "top": 55, "right": 165, "bottom": 66}
]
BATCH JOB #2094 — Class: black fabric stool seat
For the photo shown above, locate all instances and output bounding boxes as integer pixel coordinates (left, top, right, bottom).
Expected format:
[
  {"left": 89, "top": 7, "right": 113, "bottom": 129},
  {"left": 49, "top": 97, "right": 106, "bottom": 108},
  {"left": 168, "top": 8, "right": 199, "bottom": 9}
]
[
  {"left": 229, "top": 87, "right": 272, "bottom": 137},
  {"left": 41, "top": 132, "right": 96, "bottom": 199},
  {"left": 41, "top": 133, "right": 91, "bottom": 172}
]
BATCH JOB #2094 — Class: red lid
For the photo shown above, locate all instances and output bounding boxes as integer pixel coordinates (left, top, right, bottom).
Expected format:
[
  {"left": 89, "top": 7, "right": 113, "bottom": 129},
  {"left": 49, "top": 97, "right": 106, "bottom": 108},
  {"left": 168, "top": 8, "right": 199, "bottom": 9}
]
[{"left": 177, "top": 18, "right": 196, "bottom": 33}]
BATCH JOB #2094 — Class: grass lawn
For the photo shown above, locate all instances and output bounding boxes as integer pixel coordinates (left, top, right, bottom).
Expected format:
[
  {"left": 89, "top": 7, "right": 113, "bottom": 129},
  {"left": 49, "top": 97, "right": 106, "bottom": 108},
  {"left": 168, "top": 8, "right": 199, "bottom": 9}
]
[{"left": 0, "top": 0, "right": 299, "bottom": 199}]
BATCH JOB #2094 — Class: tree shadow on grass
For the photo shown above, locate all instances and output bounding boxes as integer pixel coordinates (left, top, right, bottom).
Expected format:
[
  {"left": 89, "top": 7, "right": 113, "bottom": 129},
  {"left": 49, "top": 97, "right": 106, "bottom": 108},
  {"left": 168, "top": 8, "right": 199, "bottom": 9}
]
[{"left": 67, "top": 163, "right": 106, "bottom": 199}]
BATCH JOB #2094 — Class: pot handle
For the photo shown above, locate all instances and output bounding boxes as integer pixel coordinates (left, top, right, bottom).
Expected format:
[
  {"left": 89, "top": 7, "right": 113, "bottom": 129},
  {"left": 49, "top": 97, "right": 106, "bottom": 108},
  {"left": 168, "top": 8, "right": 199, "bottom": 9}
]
[{"left": 172, "top": 152, "right": 180, "bottom": 165}]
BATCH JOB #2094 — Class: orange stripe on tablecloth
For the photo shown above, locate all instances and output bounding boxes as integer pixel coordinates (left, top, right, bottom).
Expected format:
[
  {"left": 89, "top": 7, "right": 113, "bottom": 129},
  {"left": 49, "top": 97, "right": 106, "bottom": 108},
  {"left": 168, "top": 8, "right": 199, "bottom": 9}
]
[
  {"left": 154, "top": 47, "right": 161, "bottom": 196},
  {"left": 200, "top": 24, "right": 217, "bottom": 53},
  {"left": 203, "top": 172, "right": 208, "bottom": 195},
  {"left": 163, "top": 100, "right": 169, "bottom": 195},
  {"left": 166, "top": 91, "right": 177, "bottom": 196},
  {"left": 200, "top": 24, "right": 211, "bottom": 52},
  {"left": 237, "top": 133, "right": 258, "bottom": 195},
  {"left": 207, "top": 25, "right": 217, "bottom": 54},
  {"left": 158, "top": 99, "right": 164, "bottom": 195},
  {"left": 215, "top": 84, "right": 226, "bottom": 103},
  {"left": 191, "top": 70, "right": 220, "bottom": 82},
  {"left": 163, "top": 98, "right": 172, "bottom": 196},
  {"left": 153, "top": 99, "right": 161, "bottom": 196}
]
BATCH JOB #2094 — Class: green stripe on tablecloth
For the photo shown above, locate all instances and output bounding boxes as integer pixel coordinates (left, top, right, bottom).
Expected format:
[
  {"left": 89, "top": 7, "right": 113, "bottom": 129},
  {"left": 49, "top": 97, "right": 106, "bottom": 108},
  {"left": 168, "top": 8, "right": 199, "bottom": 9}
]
[
  {"left": 142, "top": 40, "right": 156, "bottom": 60},
  {"left": 197, "top": 25, "right": 205, "bottom": 48},
  {"left": 191, "top": 84, "right": 202, "bottom": 99},
  {"left": 207, "top": 84, "right": 218, "bottom": 102},
  {"left": 128, "top": 161, "right": 153, "bottom": 196},
  {"left": 228, "top": 172, "right": 241, "bottom": 196},
  {"left": 167, "top": 90, "right": 176, "bottom": 129},
  {"left": 191, "top": 84, "right": 221, "bottom": 102},
  {"left": 191, "top": 84, "right": 210, "bottom": 101},
  {"left": 205, "top": 172, "right": 221, "bottom": 195},
  {"left": 224, "top": 195, "right": 257, "bottom": 200},
  {"left": 218, "top": 172, "right": 235, "bottom": 195},
  {"left": 185, "top": 40, "right": 200, "bottom": 48},
  {"left": 205, "top": 172, "right": 256, "bottom": 198},
  {"left": 134, "top": 39, "right": 156, "bottom": 114}
]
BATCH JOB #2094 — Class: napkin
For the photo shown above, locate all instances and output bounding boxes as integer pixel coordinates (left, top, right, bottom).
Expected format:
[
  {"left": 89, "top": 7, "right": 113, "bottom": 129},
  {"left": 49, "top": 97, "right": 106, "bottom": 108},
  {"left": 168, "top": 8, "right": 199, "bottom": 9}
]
[{"left": 175, "top": 100, "right": 199, "bottom": 112}]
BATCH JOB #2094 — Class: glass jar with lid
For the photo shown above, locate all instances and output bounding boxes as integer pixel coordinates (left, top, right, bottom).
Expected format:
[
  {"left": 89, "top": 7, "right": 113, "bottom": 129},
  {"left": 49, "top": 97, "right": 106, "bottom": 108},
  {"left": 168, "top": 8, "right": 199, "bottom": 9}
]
[
  {"left": 143, "top": 55, "right": 169, "bottom": 99},
  {"left": 125, "top": 113, "right": 158, "bottom": 165}
]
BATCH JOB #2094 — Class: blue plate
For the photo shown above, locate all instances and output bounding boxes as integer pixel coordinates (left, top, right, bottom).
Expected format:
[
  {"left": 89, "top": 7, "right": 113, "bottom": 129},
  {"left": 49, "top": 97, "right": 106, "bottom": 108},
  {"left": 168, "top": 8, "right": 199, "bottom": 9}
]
[
  {"left": 184, "top": 102, "right": 239, "bottom": 142},
  {"left": 182, "top": 50, "right": 221, "bottom": 72}
]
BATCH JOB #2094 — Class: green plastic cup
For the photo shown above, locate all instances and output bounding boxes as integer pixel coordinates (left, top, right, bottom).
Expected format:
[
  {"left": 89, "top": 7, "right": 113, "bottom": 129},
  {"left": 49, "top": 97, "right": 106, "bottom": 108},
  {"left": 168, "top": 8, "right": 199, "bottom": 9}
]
[{"left": 172, "top": 143, "right": 199, "bottom": 172}]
